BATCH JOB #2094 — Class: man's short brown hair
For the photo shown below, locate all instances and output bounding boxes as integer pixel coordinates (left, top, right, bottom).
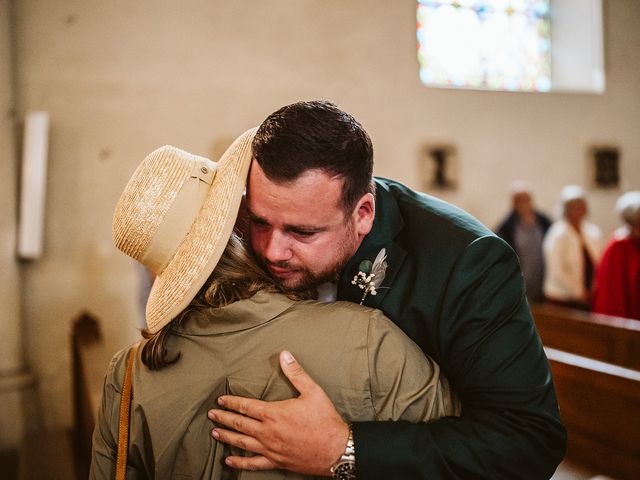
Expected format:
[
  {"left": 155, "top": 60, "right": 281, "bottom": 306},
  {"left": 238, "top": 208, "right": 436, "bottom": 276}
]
[{"left": 252, "top": 100, "right": 375, "bottom": 213}]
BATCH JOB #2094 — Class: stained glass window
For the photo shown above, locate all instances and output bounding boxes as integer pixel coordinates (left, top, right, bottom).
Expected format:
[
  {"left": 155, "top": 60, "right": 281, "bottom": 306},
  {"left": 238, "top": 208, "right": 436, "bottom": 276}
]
[{"left": 417, "top": 0, "right": 552, "bottom": 92}]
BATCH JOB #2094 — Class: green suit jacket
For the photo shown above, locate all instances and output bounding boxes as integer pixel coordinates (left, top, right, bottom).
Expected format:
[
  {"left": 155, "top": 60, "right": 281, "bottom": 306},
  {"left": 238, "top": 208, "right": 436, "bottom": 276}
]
[{"left": 337, "top": 179, "right": 567, "bottom": 479}]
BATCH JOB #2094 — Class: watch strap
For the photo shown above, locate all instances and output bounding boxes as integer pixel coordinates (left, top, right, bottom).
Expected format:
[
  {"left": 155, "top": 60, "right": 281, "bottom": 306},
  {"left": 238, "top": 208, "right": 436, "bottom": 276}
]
[{"left": 330, "top": 425, "right": 356, "bottom": 479}]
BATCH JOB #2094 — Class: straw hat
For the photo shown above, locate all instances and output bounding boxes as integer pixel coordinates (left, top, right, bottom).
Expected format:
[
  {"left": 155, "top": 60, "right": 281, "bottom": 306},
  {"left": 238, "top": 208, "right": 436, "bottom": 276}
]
[{"left": 113, "top": 127, "right": 257, "bottom": 333}]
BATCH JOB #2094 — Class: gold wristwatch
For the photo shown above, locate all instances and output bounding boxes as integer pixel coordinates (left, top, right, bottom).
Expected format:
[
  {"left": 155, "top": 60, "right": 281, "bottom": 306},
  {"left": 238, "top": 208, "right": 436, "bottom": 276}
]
[{"left": 330, "top": 425, "right": 356, "bottom": 479}]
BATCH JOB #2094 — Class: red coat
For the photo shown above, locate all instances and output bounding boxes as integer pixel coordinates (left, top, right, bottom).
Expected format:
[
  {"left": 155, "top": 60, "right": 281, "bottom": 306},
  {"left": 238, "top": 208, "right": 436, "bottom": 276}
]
[{"left": 592, "top": 235, "right": 640, "bottom": 320}]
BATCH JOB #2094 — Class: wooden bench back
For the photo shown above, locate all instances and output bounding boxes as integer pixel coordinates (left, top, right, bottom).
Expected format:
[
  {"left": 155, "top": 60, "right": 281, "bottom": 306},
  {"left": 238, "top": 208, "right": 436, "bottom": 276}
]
[
  {"left": 71, "top": 311, "right": 108, "bottom": 478},
  {"left": 533, "top": 303, "right": 640, "bottom": 370},
  {"left": 546, "top": 347, "right": 640, "bottom": 480}
]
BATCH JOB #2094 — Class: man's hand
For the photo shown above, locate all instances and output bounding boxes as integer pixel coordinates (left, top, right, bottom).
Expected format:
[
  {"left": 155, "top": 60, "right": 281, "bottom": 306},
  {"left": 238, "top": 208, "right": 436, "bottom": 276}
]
[{"left": 208, "top": 350, "right": 349, "bottom": 476}]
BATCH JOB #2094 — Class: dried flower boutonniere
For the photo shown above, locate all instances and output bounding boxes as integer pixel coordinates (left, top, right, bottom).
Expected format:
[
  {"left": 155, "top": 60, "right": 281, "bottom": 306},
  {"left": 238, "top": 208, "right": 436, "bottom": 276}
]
[{"left": 351, "top": 248, "right": 388, "bottom": 305}]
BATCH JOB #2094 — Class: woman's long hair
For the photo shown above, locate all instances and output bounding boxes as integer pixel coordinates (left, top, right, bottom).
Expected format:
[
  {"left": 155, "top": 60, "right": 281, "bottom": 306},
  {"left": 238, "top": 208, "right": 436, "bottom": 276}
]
[{"left": 141, "top": 231, "right": 307, "bottom": 369}]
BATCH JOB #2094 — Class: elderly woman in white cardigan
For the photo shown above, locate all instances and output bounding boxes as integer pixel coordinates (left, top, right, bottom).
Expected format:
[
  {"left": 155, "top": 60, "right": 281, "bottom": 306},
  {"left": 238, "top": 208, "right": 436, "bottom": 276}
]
[{"left": 543, "top": 185, "right": 603, "bottom": 310}]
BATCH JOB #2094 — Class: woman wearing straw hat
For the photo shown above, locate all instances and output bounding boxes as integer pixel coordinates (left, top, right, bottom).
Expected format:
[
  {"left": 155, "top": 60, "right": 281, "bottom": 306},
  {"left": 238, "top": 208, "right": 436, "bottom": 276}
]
[{"left": 90, "top": 128, "right": 459, "bottom": 479}]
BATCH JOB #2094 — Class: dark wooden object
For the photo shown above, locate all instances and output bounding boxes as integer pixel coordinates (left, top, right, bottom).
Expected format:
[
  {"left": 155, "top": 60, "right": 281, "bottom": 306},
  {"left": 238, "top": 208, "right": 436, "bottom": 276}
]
[
  {"left": 532, "top": 303, "right": 640, "bottom": 370},
  {"left": 546, "top": 347, "right": 640, "bottom": 480}
]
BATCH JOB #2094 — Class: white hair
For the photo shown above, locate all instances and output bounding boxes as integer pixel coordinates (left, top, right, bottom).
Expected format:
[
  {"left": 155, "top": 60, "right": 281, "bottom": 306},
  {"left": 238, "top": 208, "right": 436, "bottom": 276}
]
[
  {"left": 560, "top": 185, "right": 586, "bottom": 204},
  {"left": 557, "top": 185, "right": 587, "bottom": 218},
  {"left": 509, "top": 180, "right": 531, "bottom": 196},
  {"left": 616, "top": 191, "right": 640, "bottom": 227}
]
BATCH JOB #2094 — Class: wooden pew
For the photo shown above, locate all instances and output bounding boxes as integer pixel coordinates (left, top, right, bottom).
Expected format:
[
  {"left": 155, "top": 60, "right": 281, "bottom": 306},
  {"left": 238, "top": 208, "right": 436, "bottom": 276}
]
[
  {"left": 18, "top": 429, "right": 77, "bottom": 480},
  {"left": 71, "top": 311, "right": 111, "bottom": 478},
  {"left": 19, "top": 311, "right": 108, "bottom": 480},
  {"left": 546, "top": 347, "right": 640, "bottom": 480},
  {"left": 532, "top": 303, "right": 640, "bottom": 370}
]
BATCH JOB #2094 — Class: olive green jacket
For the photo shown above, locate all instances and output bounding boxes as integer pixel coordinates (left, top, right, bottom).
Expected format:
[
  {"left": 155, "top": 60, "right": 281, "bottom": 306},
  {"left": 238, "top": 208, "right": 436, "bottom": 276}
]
[
  {"left": 90, "top": 291, "right": 460, "bottom": 479},
  {"left": 336, "top": 179, "right": 567, "bottom": 479}
]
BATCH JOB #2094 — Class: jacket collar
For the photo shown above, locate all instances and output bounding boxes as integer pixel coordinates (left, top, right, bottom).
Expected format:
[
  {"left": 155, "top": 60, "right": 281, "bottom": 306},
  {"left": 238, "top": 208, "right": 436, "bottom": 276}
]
[
  {"left": 171, "top": 291, "right": 295, "bottom": 336},
  {"left": 337, "top": 179, "right": 407, "bottom": 308}
]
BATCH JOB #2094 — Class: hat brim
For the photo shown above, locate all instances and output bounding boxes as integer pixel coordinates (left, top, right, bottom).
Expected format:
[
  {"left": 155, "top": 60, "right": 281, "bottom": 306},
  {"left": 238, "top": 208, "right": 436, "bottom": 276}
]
[{"left": 145, "top": 128, "right": 257, "bottom": 333}]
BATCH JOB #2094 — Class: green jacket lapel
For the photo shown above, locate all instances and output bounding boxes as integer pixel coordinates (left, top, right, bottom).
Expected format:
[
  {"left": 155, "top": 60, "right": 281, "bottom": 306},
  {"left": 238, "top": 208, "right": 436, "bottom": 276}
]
[{"left": 338, "top": 180, "right": 407, "bottom": 308}]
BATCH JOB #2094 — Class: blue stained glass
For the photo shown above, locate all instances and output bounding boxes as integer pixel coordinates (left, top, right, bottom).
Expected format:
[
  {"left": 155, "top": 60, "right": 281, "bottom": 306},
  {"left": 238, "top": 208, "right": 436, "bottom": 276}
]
[{"left": 417, "top": 0, "right": 552, "bottom": 92}]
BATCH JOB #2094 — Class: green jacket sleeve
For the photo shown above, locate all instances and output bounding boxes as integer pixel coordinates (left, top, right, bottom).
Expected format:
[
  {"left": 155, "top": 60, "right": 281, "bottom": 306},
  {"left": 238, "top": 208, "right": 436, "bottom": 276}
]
[{"left": 352, "top": 236, "right": 566, "bottom": 479}]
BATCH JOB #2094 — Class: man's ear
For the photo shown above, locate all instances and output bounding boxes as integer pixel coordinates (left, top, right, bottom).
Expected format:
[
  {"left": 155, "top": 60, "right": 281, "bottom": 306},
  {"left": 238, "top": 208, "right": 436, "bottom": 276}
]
[{"left": 353, "top": 193, "right": 375, "bottom": 238}]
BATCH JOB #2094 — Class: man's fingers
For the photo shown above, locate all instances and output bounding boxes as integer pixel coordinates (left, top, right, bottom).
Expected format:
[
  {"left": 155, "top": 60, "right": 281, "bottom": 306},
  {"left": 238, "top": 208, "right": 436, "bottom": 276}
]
[
  {"left": 208, "top": 408, "right": 262, "bottom": 436},
  {"left": 279, "top": 350, "right": 318, "bottom": 395},
  {"left": 211, "top": 427, "right": 264, "bottom": 455},
  {"left": 215, "top": 395, "right": 267, "bottom": 419},
  {"left": 225, "top": 454, "right": 277, "bottom": 471}
]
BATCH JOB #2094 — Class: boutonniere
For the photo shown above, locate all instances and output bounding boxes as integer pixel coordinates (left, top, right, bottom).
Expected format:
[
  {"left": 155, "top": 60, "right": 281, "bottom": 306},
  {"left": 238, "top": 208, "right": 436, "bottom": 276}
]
[{"left": 351, "top": 248, "right": 388, "bottom": 305}]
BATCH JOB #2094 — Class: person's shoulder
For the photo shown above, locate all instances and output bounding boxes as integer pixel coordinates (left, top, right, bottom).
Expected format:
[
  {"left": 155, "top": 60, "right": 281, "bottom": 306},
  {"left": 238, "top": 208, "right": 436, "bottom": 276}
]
[
  {"left": 604, "top": 235, "right": 634, "bottom": 254},
  {"left": 290, "top": 299, "right": 392, "bottom": 326},
  {"left": 283, "top": 300, "right": 385, "bottom": 346},
  {"left": 536, "top": 210, "right": 553, "bottom": 228},
  {"left": 546, "top": 220, "right": 568, "bottom": 237},
  {"left": 495, "top": 211, "right": 516, "bottom": 232},
  {"left": 312, "top": 302, "right": 414, "bottom": 347},
  {"left": 291, "top": 298, "right": 378, "bottom": 320},
  {"left": 375, "top": 177, "right": 492, "bottom": 244},
  {"left": 103, "top": 344, "right": 138, "bottom": 392},
  {"left": 583, "top": 220, "right": 603, "bottom": 238}
]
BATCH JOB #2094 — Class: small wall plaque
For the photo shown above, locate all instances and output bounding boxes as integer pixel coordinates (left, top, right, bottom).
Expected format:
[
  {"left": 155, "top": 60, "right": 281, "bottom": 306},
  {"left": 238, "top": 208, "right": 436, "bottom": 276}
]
[
  {"left": 419, "top": 144, "right": 458, "bottom": 191},
  {"left": 589, "top": 146, "right": 620, "bottom": 188}
]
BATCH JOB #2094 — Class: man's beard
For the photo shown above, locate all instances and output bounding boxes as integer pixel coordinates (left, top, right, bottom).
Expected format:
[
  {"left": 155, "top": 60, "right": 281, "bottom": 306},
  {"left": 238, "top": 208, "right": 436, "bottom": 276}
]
[
  {"left": 253, "top": 228, "right": 357, "bottom": 295},
  {"left": 255, "top": 247, "right": 353, "bottom": 295}
]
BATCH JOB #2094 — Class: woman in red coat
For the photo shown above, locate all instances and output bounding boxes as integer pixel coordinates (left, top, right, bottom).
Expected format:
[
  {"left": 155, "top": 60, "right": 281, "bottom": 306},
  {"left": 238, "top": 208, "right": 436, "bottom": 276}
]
[{"left": 592, "top": 191, "right": 640, "bottom": 320}]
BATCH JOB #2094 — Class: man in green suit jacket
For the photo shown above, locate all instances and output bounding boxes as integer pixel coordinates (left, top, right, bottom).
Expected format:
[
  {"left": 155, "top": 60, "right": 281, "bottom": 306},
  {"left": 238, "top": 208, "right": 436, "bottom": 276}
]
[{"left": 208, "top": 100, "right": 567, "bottom": 479}]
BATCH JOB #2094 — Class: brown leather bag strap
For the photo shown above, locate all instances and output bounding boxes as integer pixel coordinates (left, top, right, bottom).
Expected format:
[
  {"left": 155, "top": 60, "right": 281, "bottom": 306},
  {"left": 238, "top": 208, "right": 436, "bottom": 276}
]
[{"left": 116, "top": 342, "right": 140, "bottom": 480}]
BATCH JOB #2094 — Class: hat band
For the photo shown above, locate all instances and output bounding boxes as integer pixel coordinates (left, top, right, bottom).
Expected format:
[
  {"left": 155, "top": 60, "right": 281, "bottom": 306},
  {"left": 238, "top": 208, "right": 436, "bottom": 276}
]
[{"left": 141, "top": 159, "right": 217, "bottom": 274}]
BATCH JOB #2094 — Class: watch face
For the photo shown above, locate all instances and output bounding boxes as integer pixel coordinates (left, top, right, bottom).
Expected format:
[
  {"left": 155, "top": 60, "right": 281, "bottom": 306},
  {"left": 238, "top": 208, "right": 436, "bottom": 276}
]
[{"left": 334, "top": 461, "right": 356, "bottom": 480}]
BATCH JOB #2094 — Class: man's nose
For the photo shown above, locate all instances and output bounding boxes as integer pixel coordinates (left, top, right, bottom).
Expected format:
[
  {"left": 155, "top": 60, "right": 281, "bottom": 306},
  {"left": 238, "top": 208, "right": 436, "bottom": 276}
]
[{"left": 263, "top": 231, "right": 293, "bottom": 263}]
